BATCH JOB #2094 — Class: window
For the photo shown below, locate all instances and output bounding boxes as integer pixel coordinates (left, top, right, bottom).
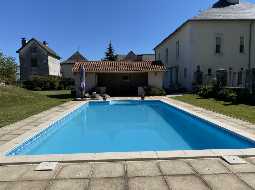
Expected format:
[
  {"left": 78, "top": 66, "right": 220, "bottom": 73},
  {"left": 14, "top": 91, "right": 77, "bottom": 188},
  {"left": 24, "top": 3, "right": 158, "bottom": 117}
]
[
  {"left": 215, "top": 36, "right": 222, "bottom": 54},
  {"left": 31, "top": 58, "right": 38, "bottom": 67},
  {"left": 176, "top": 41, "right": 180, "bottom": 58},
  {"left": 184, "top": 68, "right": 187, "bottom": 79},
  {"left": 165, "top": 48, "right": 168, "bottom": 64},
  {"left": 208, "top": 68, "right": 212, "bottom": 76},
  {"left": 240, "top": 36, "right": 245, "bottom": 53}
]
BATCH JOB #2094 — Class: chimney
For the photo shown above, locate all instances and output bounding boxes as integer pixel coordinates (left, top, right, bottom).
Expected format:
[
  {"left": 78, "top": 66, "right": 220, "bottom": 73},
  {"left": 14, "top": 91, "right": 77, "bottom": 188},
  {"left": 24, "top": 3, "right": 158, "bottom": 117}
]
[
  {"left": 226, "top": 0, "right": 239, "bottom": 4},
  {"left": 21, "top": 38, "right": 27, "bottom": 47},
  {"left": 43, "top": 41, "right": 48, "bottom": 46}
]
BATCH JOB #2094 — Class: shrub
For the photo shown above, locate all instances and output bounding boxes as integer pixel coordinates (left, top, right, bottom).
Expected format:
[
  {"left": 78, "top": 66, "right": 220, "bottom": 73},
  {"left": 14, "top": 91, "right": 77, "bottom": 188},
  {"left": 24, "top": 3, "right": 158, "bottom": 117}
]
[
  {"left": 216, "top": 88, "right": 237, "bottom": 102},
  {"left": 23, "top": 76, "right": 74, "bottom": 91},
  {"left": 59, "top": 78, "right": 75, "bottom": 90},
  {"left": 236, "top": 88, "right": 251, "bottom": 103},
  {"left": 33, "top": 87, "right": 42, "bottom": 91},
  {"left": 71, "top": 88, "right": 76, "bottom": 97},
  {"left": 145, "top": 87, "right": 166, "bottom": 96},
  {"left": 197, "top": 86, "right": 214, "bottom": 98},
  {"left": 224, "top": 90, "right": 237, "bottom": 102}
]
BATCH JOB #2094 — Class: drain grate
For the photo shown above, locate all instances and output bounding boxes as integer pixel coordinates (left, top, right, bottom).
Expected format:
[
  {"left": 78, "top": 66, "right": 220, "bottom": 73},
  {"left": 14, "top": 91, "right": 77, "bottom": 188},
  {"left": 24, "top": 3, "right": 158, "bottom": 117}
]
[{"left": 222, "top": 156, "right": 247, "bottom": 165}]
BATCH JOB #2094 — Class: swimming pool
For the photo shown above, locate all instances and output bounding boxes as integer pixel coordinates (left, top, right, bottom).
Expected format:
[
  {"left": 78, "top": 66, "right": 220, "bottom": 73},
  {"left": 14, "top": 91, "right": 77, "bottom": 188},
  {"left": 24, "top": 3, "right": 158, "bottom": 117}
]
[{"left": 7, "top": 100, "right": 255, "bottom": 156}]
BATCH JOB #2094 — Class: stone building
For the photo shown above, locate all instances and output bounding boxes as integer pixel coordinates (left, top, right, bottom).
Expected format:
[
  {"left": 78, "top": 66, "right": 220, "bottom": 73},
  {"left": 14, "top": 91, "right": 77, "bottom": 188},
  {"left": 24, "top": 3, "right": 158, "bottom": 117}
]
[
  {"left": 155, "top": 0, "right": 255, "bottom": 91},
  {"left": 117, "top": 51, "right": 155, "bottom": 61},
  {"left": 61, "top": 51, "right": 87, "bottom": 79},
  {"left": 16, "top": 38, "right": 61, "bottom": 81}
]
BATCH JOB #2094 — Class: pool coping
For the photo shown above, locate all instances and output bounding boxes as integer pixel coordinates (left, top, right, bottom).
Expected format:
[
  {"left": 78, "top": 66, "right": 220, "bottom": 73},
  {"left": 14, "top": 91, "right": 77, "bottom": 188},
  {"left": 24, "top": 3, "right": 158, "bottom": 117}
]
[{"left": 0, "top": 97, "right": 255, "bottom": 164}]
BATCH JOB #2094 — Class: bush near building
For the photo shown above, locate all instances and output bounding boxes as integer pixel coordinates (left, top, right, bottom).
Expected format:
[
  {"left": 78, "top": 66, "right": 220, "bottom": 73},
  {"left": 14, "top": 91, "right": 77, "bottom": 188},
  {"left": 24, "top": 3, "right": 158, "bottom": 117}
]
[
  {"left": 145, "top": 86, "right": 166, "bottom": 96},
  {"left": 197, "top": 85, "right": 254, "bottom": 105},
  {"left": 22, "top": 76, "right": 74, "bottom": 91}
]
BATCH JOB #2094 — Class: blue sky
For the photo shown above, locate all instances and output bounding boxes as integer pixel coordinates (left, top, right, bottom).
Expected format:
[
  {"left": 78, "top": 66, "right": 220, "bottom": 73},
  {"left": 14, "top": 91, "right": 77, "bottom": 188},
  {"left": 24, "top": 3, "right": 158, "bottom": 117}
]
[{"left": 1, "top": 0, "right": 254, "bottom": 62}]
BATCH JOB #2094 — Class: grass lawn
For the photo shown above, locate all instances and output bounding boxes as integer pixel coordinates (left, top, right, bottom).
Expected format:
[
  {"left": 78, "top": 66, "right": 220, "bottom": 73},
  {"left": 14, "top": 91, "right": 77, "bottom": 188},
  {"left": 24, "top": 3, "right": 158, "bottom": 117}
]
[
  {"left": 173, "top": 94, "right": 255, "bottom": 124},
  {"left": 0, "top": 86, "right": 72, "bottom": 128}
]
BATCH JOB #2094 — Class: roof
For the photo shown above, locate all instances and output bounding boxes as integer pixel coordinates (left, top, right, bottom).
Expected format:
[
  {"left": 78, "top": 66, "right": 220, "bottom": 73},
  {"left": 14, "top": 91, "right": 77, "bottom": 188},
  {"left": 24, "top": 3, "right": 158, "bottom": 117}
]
[
  {"left": 193, "top": 1, "right": 255, "bottom": 20},
  {"left": 62, "top": 51, "right": 87, "bottom": 64},
  {"left": 16, "top": 38, "right": 61, "bottom": 59},
  {"left": 117, "top": 52, "right": 155, "bottom": 61},
  {"left": 154, "top": 1, "right": 255, "bottom": 50},
  {"left": 72, "top": 61, "right": 166, "bottom": 73}
]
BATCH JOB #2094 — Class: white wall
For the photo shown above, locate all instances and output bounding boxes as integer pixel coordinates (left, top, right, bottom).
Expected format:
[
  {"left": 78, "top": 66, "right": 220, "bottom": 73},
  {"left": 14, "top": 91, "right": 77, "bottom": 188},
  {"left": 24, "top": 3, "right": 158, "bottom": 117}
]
[
  {"left": 155, "top": 23, "right": 193, "bottom": 89},
  {"left": 155, "top": 20, "right": 255, "bottom": 90},
  {"left": 148, "top": 72, "right": 164, "bottom": 88},
  {"left": 48, "top": 56, "right": 61, "bottom": 76},
  {"left": 191, "top": 21, "right": 250, "bottom": 84}
]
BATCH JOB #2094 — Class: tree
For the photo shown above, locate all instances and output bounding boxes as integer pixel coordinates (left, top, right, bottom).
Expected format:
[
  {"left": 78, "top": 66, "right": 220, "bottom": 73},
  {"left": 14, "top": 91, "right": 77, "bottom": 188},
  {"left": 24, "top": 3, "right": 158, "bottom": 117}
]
[
  {"left": 104, "top": 41, "right": 117, "bottom": 61},
  {"left": 0, "top": 51, "right": 17, "bottom": 84}
]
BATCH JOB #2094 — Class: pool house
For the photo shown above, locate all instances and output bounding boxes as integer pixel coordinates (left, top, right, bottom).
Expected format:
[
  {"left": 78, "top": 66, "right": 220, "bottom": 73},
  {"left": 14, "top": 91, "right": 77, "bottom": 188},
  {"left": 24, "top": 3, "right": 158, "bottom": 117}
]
[{"left": 72, "top": 61, "right": 166, "bottom": 96}]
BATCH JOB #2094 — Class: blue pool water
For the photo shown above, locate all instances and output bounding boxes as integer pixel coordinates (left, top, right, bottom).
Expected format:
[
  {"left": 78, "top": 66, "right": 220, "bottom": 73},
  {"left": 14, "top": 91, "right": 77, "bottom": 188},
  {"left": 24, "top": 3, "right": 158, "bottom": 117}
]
[{"left": 8, "top": 100, "right": 255, "bottom": 156}]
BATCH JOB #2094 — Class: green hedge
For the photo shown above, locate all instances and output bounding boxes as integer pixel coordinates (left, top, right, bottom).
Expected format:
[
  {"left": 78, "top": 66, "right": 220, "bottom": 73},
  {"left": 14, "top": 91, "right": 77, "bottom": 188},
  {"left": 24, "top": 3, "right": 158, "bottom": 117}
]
[
  {"left": 23, "top": 76, "right": 74, "bottom": 91},
  {"left": 197, "top": 85, "right": 254, "bottom": 105},
  {"left": 145, "top": 87, "right": 166, "bottom": 96}
]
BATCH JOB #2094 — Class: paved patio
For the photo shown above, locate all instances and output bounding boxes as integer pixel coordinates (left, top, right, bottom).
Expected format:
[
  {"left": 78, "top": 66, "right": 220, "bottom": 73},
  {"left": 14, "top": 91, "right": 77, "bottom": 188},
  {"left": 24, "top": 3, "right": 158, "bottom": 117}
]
[{"left": 1, "top": 157, "right": 255, "bottom": 189}]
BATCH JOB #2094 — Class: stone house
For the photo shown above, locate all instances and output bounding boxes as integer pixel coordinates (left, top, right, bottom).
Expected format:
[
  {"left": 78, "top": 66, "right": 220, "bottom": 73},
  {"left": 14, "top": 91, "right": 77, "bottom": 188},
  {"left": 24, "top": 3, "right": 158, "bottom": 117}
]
[
  {"left": 61, "top": 51, "right": 87, "bottom": 79},
  {"left": 117, "top": 51, "right": 155, "bottom": 61},
  {"left": 16, "top": 38, "right": 61, "bottom": 81},
  {"left": 154, "top": 0, "right": 255, "bottom": 91}
]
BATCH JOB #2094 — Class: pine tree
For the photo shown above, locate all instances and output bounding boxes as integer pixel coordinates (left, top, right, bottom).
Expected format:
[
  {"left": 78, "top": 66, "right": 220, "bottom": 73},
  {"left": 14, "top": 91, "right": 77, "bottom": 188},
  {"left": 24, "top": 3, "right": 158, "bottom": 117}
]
[{"left": 104, "top": 41, "right": 117, "bottom": 61}]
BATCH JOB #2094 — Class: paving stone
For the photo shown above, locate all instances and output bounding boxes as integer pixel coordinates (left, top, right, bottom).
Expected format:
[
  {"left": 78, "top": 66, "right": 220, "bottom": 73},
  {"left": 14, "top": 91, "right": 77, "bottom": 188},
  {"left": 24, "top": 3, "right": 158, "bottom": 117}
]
[
  {"left": 90, "top": 178, "right": 125, "bottom": 190},
  {"left": 0, "top": 182, "right": 12, "bottom": 190},
  {"left": 223, "top": 161, "right": 255, "bottom": 173},
  {"left": 166, "top": 175, "right": 209, "bottom": 190},
  {"left": 20, "top": 165, "right": 59, "bottom": 180},
  {"left": 8, "top": 129, "right": 29, "bottom": 135},
  {"left": 158, "top": 160, "right": 194, "bottom": 175},
  {"left": 92, "top": 162, "right": 124, "bottom": 178},
  {"left": 19, "top": 125, "right": 35, "bottom": 130},
  {"left": 0, "top": 134, "right": 18, "bottom": 141},
  {"left": 126, "top": 161, "right": 161, "bottom": 177},
  {"left": 187, "top": 159, "right": 230, "bottom": 174},
  {"left": 202, "top": 174, "right": 251, "bottom": 190},
  {"left": 48, "top": 179, "right": 89, "bottom": 190},
  {"left": 0, "top": 165, "right": 32, "bottom": 181},
  {"left": 0, "top": 141, "right": 7, "bottom": 146},
  {"left": 57, "top": 163, "right": 92, "bottom": 179},
  {"left": 0, "top": 131, "right": 9, "bottom": 137},
  {"left": 238, "top": 173, "right": 255, "bottom": 189},
  {"left": 9, "top": 181, "right": 48, "bottom": 190},
  {"left": 128, "top": 177, "right": 168, "bottom": 190},
  {"left": 247, "top": 157, "right": 255, "bottom": 164}
]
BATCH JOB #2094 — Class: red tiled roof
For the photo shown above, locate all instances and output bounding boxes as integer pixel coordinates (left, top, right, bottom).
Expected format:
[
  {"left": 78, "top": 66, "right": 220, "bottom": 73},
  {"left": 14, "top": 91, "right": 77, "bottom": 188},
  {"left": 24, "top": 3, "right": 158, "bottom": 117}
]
[{"left": 72, "top": 61, "right": 166, "bottom": 73}]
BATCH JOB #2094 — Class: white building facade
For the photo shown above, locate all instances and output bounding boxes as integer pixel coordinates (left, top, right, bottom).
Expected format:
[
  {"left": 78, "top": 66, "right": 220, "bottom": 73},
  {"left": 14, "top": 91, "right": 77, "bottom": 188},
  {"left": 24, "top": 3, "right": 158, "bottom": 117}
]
[{"left": 155, "top": 0, "right": 255, "bottom": 91}]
